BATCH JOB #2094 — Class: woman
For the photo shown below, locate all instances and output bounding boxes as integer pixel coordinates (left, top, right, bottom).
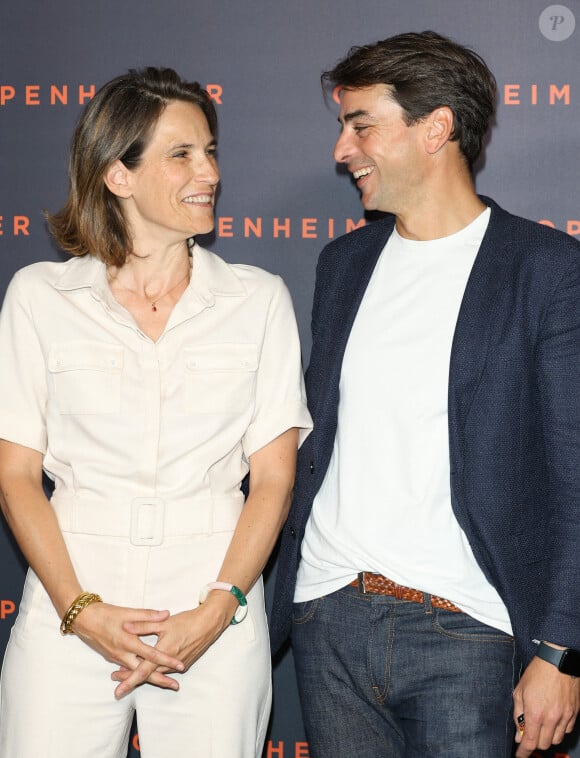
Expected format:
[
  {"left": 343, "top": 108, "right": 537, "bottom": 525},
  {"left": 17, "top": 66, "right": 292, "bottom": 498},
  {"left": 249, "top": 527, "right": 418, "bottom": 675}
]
[{"left": 0, "top": 67, "right": 311, "bottom": 757}]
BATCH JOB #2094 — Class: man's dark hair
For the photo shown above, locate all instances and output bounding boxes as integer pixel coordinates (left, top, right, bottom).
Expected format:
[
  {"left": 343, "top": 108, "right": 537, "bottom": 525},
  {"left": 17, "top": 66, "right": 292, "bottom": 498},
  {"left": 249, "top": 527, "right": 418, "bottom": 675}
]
[{"left": 322, "top": 31, "right": 496, "bottom": 168}]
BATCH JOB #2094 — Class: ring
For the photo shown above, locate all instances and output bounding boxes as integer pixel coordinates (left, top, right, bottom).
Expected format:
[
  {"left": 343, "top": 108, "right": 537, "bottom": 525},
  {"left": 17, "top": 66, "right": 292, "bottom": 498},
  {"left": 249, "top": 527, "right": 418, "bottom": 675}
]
[{"left": 517, "top": 713, "right": 525, "bottom": 736}]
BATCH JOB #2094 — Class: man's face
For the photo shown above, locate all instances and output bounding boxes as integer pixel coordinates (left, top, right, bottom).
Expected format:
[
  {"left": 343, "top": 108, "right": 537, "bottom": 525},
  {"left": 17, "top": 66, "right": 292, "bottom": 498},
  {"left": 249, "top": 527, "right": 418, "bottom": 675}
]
[{"left": 334, "top": 84, "right": 427, "bottom": 215}]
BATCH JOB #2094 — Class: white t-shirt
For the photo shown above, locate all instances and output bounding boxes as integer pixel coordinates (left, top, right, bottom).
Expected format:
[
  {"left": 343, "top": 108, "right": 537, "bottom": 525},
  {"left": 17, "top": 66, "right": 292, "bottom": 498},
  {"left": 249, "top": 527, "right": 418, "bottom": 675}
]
[{"left": 296, "top": 208, "right": 512, "bottom": 634}]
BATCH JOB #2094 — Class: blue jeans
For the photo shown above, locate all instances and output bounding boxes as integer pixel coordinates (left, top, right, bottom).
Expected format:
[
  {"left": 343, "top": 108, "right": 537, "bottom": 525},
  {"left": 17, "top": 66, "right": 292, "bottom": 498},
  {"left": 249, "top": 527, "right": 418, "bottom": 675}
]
[{"left": 292, "top": 584, "right": 516, "bottom": 757}]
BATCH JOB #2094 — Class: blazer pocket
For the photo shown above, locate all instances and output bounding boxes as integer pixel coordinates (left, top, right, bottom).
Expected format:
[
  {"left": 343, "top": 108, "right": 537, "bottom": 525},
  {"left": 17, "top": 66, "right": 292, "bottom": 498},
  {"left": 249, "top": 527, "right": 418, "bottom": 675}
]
[
  {"left": 183, "top": 343, "right": 258, "bottom": 415},
  {"left": 48, "top": 341, "right": 123, "bottom": 415}
]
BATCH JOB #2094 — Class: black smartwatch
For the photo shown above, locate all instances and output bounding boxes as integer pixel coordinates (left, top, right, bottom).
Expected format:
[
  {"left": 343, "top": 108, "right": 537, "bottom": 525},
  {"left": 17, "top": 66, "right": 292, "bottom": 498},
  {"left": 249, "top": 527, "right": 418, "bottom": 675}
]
[{"left": 536, "top": 642, "right": 580, "bottom": 677}]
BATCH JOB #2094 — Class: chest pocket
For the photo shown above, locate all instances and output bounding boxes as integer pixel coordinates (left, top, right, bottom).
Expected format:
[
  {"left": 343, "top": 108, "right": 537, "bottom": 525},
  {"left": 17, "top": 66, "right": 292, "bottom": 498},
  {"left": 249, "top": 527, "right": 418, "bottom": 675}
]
[
  {"left": 183, "top": 343, "right": 258, "bottom": 414},
  {"left": 48, "top": 341, "right": 123, "bottom": 415}
]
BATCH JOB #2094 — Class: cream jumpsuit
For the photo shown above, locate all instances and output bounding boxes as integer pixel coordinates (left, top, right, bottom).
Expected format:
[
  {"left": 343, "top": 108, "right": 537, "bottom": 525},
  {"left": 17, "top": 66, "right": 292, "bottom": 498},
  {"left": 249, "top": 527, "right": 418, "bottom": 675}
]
[{"left": 0, "top": 245, "right": 312, "bottom": 757}]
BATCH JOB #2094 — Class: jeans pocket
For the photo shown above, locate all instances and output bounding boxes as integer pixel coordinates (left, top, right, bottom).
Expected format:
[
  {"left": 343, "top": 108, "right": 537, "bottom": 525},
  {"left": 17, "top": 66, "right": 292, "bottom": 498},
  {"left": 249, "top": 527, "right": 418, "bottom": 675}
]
[
  {"left": 292, "top": 597, "right": 321, "bottom": 625},
  {"left": 432, "top": 609, "right": 514, "bottom": 643}
]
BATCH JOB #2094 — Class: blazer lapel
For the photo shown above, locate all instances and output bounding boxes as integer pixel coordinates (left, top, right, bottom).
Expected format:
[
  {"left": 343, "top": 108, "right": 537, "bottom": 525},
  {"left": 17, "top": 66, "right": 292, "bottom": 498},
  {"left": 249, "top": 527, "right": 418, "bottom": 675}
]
[{"left": 448, "top": 200, "right": 515, "bottom": 474}]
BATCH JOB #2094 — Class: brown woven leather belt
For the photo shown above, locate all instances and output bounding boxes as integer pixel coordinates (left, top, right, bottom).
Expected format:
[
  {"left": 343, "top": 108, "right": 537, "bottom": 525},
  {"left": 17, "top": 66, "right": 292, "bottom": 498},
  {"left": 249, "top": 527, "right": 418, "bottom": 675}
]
[{"left": 349, "top": 572, "right": 462, "bottom": 613}]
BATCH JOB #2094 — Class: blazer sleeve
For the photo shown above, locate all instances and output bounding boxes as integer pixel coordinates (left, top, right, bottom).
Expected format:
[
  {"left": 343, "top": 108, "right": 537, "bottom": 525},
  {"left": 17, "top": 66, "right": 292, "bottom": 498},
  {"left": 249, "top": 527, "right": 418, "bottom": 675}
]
[{"left": 533, "top": 255, "right": 580, "bottom": 646}]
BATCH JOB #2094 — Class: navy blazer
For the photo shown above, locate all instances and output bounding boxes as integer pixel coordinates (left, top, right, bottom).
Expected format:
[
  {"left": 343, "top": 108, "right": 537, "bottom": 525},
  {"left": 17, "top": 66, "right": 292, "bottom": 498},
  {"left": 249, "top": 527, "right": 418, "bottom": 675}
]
[{"left": 270, "top": 199, "right": 580, "bottom": 664}]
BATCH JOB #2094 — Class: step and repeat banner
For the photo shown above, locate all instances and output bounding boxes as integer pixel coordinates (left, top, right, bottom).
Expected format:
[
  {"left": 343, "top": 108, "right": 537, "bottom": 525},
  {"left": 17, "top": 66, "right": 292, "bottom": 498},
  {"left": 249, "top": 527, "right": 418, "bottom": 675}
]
[{"left": 0, "top": 1, "right": 579, "bottom": 755}]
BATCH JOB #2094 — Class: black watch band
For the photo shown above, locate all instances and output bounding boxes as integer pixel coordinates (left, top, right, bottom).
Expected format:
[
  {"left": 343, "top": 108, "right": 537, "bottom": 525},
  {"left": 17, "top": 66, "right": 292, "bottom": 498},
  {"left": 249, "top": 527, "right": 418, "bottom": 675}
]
[{"left": 536, "top": 642, "right": 580, "bottom": 677}]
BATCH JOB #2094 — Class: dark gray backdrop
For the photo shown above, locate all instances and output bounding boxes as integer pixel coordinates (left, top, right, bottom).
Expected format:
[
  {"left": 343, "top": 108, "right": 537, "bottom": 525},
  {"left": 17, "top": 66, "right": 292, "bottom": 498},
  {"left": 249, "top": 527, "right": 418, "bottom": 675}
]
[{"left": 1, "top": 1, "right": 579, "bottom": 755}]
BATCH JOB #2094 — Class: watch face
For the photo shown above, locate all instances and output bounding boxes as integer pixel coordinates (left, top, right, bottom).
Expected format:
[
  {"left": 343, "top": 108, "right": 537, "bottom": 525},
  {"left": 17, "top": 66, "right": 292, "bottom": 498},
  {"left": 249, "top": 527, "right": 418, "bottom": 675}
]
[{"left": 560, "top": 648, "right": 580, "bottom": 676}]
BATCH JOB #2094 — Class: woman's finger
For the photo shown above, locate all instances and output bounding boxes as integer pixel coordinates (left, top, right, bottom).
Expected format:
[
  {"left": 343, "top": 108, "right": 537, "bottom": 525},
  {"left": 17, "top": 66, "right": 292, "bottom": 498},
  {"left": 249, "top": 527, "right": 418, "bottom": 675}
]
[
  {"left": 114, "top": 659, "right": 179, "bottom": 699},
  {"left": 131, "top": 637, "right": 184, "bottom": 671}
]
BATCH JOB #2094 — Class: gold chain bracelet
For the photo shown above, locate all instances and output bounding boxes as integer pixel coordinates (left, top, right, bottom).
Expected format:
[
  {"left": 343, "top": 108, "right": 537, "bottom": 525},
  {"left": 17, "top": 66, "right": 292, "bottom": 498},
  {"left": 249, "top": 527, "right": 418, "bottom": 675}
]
[{"left": 60, "top": 592, "right": 103, "bottom": 635}]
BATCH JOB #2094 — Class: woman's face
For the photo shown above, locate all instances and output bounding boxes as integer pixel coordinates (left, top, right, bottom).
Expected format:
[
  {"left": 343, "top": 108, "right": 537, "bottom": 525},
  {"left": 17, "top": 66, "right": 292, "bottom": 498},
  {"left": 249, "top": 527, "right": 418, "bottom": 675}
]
[{"left": 121, "top": 100, "right": 219, "bottom": 245}]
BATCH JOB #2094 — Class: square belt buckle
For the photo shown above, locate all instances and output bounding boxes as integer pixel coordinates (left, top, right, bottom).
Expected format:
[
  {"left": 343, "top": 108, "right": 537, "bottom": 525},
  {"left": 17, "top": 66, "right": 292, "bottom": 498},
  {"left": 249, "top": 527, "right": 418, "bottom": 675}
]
[{"left": 130, "top": 497, "right": 165, "bottom": 546}]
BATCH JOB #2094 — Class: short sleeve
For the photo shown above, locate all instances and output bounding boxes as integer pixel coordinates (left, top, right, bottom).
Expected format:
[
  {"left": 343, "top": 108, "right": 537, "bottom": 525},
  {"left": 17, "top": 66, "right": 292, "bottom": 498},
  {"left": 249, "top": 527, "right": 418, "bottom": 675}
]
[
  {"left": 242, "top": 276, "right": 312, "bottom": 458},
  {"left": 0, "top": 271, "right": 48, "bottom": 452}
]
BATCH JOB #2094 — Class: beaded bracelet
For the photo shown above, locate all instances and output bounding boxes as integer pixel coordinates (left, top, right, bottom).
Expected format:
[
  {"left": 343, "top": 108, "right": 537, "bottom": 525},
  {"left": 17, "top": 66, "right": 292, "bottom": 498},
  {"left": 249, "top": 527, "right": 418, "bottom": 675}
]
[
  {"left": 199, "top": 582, "right": 248, "bottom": 625},
  {"left": 60, "top": 592, "right": 103, "bottom": 635}
]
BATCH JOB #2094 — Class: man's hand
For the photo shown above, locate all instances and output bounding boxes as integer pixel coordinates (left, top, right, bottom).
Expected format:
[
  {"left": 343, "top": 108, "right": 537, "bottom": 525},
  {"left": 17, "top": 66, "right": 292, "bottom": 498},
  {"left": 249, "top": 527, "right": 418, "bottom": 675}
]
[{"left": 513, "top": 653, "right": 580, "bottom": 757}]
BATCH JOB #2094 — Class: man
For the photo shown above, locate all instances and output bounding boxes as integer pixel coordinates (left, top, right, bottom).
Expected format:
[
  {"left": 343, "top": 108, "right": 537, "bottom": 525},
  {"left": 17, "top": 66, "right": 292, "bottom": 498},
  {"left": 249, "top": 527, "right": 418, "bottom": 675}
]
[{"left": 270, "top": 31, "right": 580, "bottom": 757}]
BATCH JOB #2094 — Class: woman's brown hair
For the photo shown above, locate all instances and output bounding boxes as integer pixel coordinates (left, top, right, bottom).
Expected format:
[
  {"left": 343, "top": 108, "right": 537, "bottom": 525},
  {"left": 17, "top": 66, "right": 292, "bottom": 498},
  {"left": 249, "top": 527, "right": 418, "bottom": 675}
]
[{"left": 47, "top": 67, "right": 217, "bottom": 267}]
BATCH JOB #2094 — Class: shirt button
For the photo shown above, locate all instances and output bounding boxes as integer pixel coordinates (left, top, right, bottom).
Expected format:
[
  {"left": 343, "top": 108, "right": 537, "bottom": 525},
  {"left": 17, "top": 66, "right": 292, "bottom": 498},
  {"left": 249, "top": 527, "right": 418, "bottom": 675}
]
[
  {"left": 309, "top": 461, "right": 315, "bottom": 474},
  {"left": 289, "top": 527, "right": 296, "bottom": 539}
]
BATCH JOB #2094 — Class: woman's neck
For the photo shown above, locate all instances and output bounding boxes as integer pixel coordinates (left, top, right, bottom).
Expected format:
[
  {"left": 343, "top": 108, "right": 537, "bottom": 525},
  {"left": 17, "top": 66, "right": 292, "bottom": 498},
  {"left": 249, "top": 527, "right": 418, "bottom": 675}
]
[
  {"left": 106, "top": 241, "right": 193, "bottom": 341},
  {"left": 108, "top": 241, "right": 192, "bottom": 300}
]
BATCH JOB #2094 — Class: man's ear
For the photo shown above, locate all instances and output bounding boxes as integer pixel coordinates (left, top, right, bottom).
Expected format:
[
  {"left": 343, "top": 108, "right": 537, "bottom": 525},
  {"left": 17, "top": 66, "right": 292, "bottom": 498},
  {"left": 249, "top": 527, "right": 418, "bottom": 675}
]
[
  {"left": 103, "top": 160, "right": 133, "bottom": 198},
  {"left": 425, "top": 106, "right": 454, "bottom": 154}
]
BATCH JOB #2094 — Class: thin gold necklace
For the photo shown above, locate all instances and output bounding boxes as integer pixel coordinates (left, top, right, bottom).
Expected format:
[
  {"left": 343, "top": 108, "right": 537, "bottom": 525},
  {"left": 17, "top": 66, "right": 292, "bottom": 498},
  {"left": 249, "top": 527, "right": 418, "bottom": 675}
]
[{"left": 150, "top": 271, "right": 190, "bottom": 312}]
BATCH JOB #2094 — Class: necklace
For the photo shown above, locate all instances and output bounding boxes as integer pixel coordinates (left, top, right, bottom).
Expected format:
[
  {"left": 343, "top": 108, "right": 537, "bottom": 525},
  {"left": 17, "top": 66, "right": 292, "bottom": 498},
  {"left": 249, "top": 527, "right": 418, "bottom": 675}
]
[{"left": 149, "top": 271, "right": 191, "bottom": 312}]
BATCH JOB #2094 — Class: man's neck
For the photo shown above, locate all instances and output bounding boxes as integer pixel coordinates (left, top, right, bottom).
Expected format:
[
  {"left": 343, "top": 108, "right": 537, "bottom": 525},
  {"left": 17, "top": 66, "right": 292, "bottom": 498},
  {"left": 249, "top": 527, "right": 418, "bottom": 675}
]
[
  {"left": 393, "top": 159, "right": 486, "bottom": 241},
  {"left": 395, "top": 193, "right": 486, "bottom": 241}
]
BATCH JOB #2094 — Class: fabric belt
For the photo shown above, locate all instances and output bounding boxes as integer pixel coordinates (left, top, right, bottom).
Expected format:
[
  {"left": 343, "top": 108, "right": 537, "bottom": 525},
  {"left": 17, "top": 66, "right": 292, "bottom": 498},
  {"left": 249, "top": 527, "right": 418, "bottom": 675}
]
[
  {"left": 51, "top": 493, "right": 244, "bottom": 546},
  {"left": 349, "top": 572, "right": 462, "bottom": 613}
]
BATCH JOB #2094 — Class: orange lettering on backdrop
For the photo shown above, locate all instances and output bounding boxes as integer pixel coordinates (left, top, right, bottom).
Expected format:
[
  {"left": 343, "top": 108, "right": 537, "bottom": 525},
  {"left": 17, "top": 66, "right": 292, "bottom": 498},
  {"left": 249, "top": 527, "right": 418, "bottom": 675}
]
[
  {"left": 295, "top": 742, "right": 310, "bottom": 757},
  {"left": 0, "top": 85, "right": 16, "bottom": 105},
  {"left": 346, "top": 218, "right": 366, "bottom": 232},
  {"left": 13, "top": 216, "right": 30, "bottom": 236},
  {"left": 206, "top": 84, "right": 223, "bottom": 104},
  {"left": 273, "top": 218, "right": 291, "bottom": 238},
  {"left": 79, "top": 84, "right": 96, "bottom": 104},
  {"left": 550, "top": 84, "right": 570, "bottom": 105},
  {"left": 567, "top": 220, "right": 580, "bottom": 236},
  {"left": 244, "top": 217, "right": 262, "bottom": 238},
  {"left": 218, "top": 217, "right": 234, "bottom": 237},
  {"left": 266, "top": 740, "right": 284, "bottom": 757},
  {"left": 302, "top": 218, "right": 318, "bottom": 238},
  {"left": 538, "top": 219, "right": 556, "bottom": 229},
  {"left": 51, "top": 84, "right": 68, "bottom": 105},
  {"left": 531, "top": 84, "right": 538, "bottom": 105},
  {"left": 0, "top": 216, "right": 3, "bottom": 235},
  {"left": 504, "top": 84, "right": 520, "bottom": 104},
  {"left": 25, "top": 85, "right": 40, "bottom": 105},
  {"left": 327, "top": 218, "right": 335, "bottom": 238},
  {"left": 0, "top": 600, "right": 15, "bottom": 619}
]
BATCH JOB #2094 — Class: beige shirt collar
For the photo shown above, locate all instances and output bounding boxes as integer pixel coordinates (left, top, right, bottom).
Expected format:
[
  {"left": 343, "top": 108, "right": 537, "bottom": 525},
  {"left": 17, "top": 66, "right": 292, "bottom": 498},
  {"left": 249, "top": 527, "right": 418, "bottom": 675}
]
[{"left": 53, "top": 243, "right": 247, "bottom": 331}]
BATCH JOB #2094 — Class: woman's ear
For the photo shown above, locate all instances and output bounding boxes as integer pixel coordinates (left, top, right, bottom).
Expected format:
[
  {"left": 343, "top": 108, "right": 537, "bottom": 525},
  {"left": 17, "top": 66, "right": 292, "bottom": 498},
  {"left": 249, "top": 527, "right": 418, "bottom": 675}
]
[{"left": 103, "top": 160, "right": 133, "bottom": 198}]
